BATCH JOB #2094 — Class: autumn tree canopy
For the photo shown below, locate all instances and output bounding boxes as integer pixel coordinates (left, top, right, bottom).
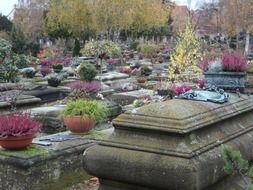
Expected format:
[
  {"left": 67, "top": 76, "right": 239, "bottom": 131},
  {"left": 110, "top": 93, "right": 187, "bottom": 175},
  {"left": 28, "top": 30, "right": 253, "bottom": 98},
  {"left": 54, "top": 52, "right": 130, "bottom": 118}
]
[
  {"left": 46, "top": 0, "right": 171, "bottom": 39},
  {"left": 46, "top": 0, "right": 94, "bottom": 38}
]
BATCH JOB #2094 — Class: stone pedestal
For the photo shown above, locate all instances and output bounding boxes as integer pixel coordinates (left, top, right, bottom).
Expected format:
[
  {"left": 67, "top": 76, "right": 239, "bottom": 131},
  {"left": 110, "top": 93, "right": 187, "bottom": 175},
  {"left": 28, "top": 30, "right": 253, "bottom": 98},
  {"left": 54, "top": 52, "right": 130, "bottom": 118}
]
[{"left": 83, "top": 93, "right": 253, "bottom": 190}]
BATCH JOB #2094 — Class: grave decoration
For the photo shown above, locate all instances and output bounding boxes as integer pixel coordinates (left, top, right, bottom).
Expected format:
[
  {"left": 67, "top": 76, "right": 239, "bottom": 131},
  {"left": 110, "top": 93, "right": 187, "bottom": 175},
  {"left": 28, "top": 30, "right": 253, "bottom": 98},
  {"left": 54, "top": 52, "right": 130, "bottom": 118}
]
[
  {"left": 61, "top": 99, "right": 107, "bottom": 133},
  {"left": 0, "top": 113, "right": 41, "bottom": 150},
  {"left": 176, "top": 84, "right": 229, "bottom": 104},
  {"left": 200, "top": 51, "right": 249, "bottom": 92}
]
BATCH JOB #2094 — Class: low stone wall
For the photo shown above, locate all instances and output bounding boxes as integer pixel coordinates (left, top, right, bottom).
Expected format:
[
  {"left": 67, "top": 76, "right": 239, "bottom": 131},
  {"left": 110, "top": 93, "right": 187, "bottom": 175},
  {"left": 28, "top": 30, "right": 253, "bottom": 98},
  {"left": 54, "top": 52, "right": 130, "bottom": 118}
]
[{"left": 0, "top": 130, "right": 112, "bottom": 190}]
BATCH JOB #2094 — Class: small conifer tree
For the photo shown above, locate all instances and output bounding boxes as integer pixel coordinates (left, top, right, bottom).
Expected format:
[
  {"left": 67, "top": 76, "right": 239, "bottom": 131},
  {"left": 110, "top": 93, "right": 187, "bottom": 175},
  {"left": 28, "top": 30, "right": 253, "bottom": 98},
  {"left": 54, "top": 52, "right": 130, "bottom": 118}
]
[
  {"left": 72, "top": 39, "right": 81, "bottom": 57},
  {"left": 223, "top": 146, "right": 253, "bottom": 190},
  {"left": 169, "top": 18, "right": 202, "bottom": 82}
]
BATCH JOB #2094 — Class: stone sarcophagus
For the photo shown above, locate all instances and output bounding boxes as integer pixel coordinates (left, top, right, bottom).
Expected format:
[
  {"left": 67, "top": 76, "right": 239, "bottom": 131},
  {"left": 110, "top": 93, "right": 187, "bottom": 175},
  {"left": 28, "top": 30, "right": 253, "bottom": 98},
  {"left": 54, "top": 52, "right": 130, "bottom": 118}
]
[{"left": 83, "top": 94, "right": 253, "bottom": 190}]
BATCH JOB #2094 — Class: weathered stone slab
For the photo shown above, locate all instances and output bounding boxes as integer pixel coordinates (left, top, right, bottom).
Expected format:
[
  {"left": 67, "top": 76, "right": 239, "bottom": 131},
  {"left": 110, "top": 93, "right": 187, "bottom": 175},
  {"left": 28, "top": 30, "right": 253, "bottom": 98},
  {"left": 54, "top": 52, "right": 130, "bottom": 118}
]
[
  {"left": 83, "top": 93, "right": 253, "bottom": 190},
  {"left": 96, "top": 71, "right": 129, "bottom": 82},
  {"left": 0, "top": 90, "right": 41, "bottom": 111},
  {"left": 23, "top": 86, "right": 69, "bottom": 103},
  {"left": 0, "top": 129, "right": 112, "bottom": 190},
  {"left": 110, "top": 89, "right": 154, "bottom": 105},
  {"left": 30, "top": 105, "right": 66, "bottom": 134},
  {"left": 104, "top": 78, "right": 136, "bottom": 91}
]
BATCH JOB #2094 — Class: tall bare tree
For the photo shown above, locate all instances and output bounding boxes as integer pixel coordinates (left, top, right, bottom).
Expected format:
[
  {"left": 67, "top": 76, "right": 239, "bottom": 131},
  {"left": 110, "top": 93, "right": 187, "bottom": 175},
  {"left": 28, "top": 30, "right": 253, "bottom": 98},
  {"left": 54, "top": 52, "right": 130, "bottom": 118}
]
[
  {"left": 218, "top": 0, "right": 253, "bottom": 53},
  {"left": 13, "top": 0, "right": 49, "bottom": 41}
]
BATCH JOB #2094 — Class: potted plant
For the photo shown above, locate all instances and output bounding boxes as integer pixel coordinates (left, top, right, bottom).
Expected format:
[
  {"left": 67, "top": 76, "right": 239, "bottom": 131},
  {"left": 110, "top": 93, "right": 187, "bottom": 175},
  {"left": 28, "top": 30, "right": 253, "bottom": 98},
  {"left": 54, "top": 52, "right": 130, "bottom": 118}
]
[
  {"left": 136, "top": 76, "right": 146, "bottom": 83},
  {"left": 47, "top": 74, "right": 62, "bottom": 87},
  {"left": 200, "top": 51, "right": 249, "bottom": 92},
  {"left": 52, "top": 63, "right": 63, "bottom": 73},
  {"left": 0, "top": 113, "right": 41, "bottom": 150},
  {"left": 61, "top": 99, "right": 107, "bottom": 133}
]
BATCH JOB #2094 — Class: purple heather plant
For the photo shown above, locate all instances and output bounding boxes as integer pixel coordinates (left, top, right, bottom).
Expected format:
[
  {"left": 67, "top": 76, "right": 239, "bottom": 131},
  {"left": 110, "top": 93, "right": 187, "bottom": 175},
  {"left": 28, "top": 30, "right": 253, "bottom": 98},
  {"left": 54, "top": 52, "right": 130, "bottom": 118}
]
[
  {"left": 222, "top": 51, "right": 248, "bottom": 72},
  {"left": 0, "top": 113, "right": 41, "bottom": 138},
  {"left": 39, "top": 59, "right": 50, "bottom": 66},
  {"left": 69, "top": 80, "right": 101, "bottom": 93}
]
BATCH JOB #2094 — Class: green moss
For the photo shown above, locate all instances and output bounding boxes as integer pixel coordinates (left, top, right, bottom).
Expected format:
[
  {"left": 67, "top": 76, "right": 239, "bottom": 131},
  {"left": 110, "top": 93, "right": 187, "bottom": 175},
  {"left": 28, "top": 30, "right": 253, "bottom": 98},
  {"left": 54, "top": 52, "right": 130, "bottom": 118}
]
[
  {"left": 32, "top": 169, "right": 91, "bottom": 190},
  {"left": 0, "top": 145, "right": 51, "bottom": 157},
  {"left": 85, "top": 129, "right": 112, "bottom": 140}
]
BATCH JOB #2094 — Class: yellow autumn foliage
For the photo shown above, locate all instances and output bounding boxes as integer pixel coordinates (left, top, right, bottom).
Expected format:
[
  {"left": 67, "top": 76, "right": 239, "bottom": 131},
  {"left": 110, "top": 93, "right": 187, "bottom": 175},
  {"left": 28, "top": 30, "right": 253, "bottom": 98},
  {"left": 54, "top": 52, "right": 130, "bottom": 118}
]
[
  {"left": 46, "top": 0, "right": 170, "bottom": 38},
  {"left": 169, "top": 19, "right": 202, "bottom": 82}
]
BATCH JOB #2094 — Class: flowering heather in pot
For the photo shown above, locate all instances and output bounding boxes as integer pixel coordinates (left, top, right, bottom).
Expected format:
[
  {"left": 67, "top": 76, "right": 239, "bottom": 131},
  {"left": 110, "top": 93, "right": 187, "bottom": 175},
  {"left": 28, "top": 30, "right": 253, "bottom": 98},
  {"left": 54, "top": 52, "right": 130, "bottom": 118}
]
[
  {"left": 0, "top": 113, "right": 41, "bottom": 138},
  {"left": 222, "top": 51, "right": 248, "bottom": 72},
  {"left": 69, "top": 80, "right": 101, "bottom": 93}
]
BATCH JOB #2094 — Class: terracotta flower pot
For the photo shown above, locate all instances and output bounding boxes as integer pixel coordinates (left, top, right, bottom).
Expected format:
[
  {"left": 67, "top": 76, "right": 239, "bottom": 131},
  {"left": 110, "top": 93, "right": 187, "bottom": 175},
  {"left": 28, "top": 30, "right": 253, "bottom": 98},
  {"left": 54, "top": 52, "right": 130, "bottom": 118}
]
[
  {"left": 63, "top": 116, "right": 96, "bottom": 133},
  {"left": 137, "top": 77, "right": 146, "bottom": 83},
  {"left": 0, "top": 134, "right": 35, "bottom": 150}
]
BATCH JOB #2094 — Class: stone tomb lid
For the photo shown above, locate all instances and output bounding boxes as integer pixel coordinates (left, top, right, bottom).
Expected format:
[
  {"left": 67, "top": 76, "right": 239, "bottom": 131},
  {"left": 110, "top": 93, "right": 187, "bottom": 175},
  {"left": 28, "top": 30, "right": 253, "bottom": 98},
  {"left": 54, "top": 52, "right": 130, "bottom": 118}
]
[{"left": 113, "top": 93, "right": 253, "bottom": 134}]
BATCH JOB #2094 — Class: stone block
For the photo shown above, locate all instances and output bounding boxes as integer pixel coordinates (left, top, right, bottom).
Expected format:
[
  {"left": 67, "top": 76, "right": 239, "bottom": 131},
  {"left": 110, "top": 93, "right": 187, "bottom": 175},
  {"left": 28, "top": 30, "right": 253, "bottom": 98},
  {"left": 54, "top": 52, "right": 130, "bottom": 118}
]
[
  {"left": 110, "top": 89, "right": 154, "bottom": 105},
  {"left": 96, "top": 72, "right": 129, "bottom": 82},
  {"left": 0, "top": 130, "right": 112, "bottom": 190},
  {"left": 23, "top": 86, "right": 69, "bottom": 103},
  {"left": 83, "top": 93, "right": 253, "bottom": 190}
]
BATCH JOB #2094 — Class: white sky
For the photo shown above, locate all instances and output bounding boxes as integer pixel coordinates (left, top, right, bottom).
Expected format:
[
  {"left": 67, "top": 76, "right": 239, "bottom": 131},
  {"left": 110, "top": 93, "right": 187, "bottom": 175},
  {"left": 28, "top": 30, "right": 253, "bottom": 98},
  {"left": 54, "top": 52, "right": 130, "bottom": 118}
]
[
  {"left": 0, "top": 0, "right": 17, "bottom": 16},
  {"left": 0, "top": 0, "right": 213, "bottom": 16},
  {"left": 172, "top": 0, "right": 214, "bottom": 10}
]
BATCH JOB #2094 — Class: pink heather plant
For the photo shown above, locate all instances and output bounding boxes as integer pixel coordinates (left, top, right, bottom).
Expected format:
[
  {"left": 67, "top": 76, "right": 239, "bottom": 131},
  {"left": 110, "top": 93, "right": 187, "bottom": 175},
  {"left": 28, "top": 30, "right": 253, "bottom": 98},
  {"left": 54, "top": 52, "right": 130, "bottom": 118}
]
[
  {"left": 0, "top": 113, "right": 41, "bottom": 138},
  {"left": 222, "top": 51, "right": 248, "bottom": 72},
  {"left": 176, "top": 84, "right": 191, "bottom": 95},
  {"left": 69, "top": 81, "right": 101, "bottom": 93},
  {"left": 198, "top": 56, "right": 216, "bottom": 71},
  {"left": 198, "top": 79, "right": 205, "bottom": 89}
]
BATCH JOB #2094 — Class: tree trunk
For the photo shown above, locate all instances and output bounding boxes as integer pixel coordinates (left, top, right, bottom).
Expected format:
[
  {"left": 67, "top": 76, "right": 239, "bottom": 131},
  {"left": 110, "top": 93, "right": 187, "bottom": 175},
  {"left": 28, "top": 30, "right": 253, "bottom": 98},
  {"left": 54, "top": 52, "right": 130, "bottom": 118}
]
[{"left": 245, "top": 31, "right": 250, "bottom": 55}]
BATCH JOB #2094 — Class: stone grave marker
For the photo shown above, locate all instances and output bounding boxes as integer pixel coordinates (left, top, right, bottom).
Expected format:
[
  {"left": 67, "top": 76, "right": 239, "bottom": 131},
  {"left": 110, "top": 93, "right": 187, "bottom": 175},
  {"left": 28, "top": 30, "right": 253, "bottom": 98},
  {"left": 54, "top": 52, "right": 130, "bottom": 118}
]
[{"left": 84, "top": 93, "right": 253, "bottom": 190}]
